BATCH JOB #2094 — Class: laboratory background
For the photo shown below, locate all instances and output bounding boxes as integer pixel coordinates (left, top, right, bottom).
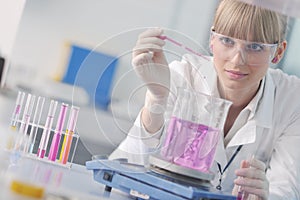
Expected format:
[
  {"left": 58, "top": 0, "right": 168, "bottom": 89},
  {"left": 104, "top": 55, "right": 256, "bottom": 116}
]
[
  {"left": 0, "top": 0, "right": 300, "bottom": 199},
  {"left": 1, "top": 0, "right": 300, "bottom": 164}
]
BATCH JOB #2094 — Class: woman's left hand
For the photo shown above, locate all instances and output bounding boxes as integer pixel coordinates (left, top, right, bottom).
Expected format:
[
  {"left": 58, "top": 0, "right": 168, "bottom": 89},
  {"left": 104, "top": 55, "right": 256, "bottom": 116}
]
[{"left": 233, "top": 157, "right": 269, "bottom": 200}]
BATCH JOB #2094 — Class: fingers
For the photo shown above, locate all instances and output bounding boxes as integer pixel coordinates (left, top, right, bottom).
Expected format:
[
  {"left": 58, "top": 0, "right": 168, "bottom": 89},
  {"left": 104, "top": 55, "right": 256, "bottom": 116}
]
[
  {"left": 234, "top": 158, "right": 269, "bottom": 200},
  {"left": 240, "top": 159, "right": 250, "bottom": 168},
  {"left": 133, "top": 28, "right": 166, "bottom": 58},
  {"left": 132, "top": 53, "right": 152, "bottom": 69},
  {"left": 234, "top": 177, "right": 267, "bottom": 190},
  {"left": 239, "top": 185, "right": 269, "bottom": 200},
  {"left": 235, "top": 166, "right": 266, "bottom": 180},
  {"left": 235, "top": 158, "right": 266, "bottom": 180},
  {"left": 138, "top": 28, "right": 164, "bottom": 41},
  {"left": 249, "top": 156, "right": 266, "bottom": 171}
]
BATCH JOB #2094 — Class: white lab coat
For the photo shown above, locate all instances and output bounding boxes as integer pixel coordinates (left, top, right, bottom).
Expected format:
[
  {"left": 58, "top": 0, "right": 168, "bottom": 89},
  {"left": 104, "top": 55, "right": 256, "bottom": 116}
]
[{"left": 110, "top": 54, "right": 300, "bottom": 199}]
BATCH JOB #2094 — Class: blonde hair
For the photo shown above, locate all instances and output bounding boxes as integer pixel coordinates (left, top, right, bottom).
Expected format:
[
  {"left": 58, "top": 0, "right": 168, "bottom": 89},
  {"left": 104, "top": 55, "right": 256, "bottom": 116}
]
[{"left": 213, "top": 0, "right": 288, "bottom": 44}]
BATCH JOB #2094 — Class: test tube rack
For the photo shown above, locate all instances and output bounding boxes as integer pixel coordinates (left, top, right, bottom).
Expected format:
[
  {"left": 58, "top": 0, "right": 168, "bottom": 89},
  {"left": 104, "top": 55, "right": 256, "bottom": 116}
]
[{"left": 8, "top": 91, "right": 80, "bottom": 168}]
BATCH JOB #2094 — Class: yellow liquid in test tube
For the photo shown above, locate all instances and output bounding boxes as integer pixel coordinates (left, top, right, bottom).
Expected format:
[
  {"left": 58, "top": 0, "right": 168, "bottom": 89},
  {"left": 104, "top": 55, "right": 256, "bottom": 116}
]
[
  {"left": 61, "top": 130, "right": 74, "bottom": 164},
  {"left": 6, "top": 126, "right": 17, "bottom": 150},
  {"left": 59, "top": 130, "right": 68, "bottom": 161},
  {"left": 59, "top": 106, "right": 79, "bottom": 164}
]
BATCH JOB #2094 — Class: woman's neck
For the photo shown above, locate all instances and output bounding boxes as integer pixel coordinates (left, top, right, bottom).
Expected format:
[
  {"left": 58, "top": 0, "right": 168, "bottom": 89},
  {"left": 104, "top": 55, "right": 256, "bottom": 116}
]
[
  {"left": 218, "top": 80, "right": 261, "bottom": 136},
  {"left": 218, "top": 81, "right": 261, "bottom": 108}
]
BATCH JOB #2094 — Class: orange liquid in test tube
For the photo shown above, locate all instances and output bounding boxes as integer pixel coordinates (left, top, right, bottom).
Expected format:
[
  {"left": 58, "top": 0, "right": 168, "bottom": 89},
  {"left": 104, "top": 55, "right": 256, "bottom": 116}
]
[
  {"left": 60, "top": 106, "right": 79, "bottom": 164},
  {"left": 61, "top": 130, "right": 74, "bottom": 164}
]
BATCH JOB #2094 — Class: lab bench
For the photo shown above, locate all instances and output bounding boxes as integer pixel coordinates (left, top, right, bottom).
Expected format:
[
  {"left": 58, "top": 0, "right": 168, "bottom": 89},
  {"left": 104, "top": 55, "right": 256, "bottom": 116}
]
[
  {"left": 0, "top": 90, "right": 135, "bottom": 199},
  {"left": 0, "top": 152, "right": 131, "bottom": 200}
]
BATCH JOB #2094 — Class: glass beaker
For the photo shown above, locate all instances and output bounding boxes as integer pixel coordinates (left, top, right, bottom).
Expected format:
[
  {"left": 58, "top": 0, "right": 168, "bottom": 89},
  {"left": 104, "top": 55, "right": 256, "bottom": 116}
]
[{"left": 161, "top": 88, "right": 232, "bottom": 172}]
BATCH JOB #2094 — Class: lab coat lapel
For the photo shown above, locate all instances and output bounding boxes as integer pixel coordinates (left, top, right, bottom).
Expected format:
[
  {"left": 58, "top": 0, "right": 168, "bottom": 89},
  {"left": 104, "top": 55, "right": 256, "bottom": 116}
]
[
  {"left": 214, "top": 135, "right": 228, "bottom": 168},
  {"left": 227, "top": 72, "right": 275, "bottom": 147},
  {"left": 227, "top": 119, "right": 257, "bottom": 147},
  {"left": 254, "top": 72, "right": 274, "bottom": 128}
]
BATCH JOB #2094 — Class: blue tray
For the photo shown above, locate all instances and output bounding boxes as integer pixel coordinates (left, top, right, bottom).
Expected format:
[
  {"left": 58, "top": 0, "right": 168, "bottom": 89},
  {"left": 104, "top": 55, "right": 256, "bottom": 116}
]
[{"left": 86, "top": 159, "right": 236, "bottom": 200}]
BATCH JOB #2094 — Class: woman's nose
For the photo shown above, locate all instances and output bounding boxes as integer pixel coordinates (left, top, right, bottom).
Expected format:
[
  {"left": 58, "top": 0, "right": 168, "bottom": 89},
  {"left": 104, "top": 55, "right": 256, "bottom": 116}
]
[{"left": 229, "top": 49, "right": 246, "bottom": 65}]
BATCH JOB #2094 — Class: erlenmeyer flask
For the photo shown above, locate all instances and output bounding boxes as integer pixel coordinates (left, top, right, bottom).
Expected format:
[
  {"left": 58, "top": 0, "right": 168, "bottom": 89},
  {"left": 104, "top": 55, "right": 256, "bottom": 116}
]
[{"left": 161, "top": 88, "right": 232, "bottom": 172}]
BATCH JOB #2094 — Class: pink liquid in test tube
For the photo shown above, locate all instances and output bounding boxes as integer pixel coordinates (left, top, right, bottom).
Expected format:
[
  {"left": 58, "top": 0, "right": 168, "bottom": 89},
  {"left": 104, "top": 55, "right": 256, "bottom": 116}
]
[
  {"left": 37, "top": 100, "right": 58, "bottom": 158},
  {"left": 10, "top": 91, "right": 25, "bottom": 129},
  {"left": 48, "top": 103, "right": 68, "bottom": 161},
  {"left": 18, "top": 94, "right": 33, "bottom": 135}
]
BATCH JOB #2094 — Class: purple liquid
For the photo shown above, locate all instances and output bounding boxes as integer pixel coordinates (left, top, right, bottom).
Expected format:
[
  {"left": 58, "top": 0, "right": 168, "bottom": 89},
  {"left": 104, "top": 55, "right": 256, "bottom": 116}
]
[
  {"left": 236, "top": 192, "right": 243, "bottom": 200},
  {"left": 161, "top": 116, "right": 220, "bottom": 172}
]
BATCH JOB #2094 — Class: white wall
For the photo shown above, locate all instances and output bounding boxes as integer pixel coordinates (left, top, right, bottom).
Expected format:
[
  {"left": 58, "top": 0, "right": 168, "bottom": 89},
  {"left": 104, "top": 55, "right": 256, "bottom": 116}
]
[
  {"left": 7, "top": 0, "right": 218, "bottom": 105},
  {"left": 281, "top": 18, "right": 300, "bottom": 77},
  {"left": 0, "top": 0, "right": 25, "bottom": 57},
  {"left": 0, "top": 0, "right": 26, "bottom": 87}
]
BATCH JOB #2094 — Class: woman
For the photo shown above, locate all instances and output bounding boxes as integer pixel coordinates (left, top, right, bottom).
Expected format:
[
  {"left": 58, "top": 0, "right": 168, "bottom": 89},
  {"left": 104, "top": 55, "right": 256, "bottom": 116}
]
[{"left": 110, "top": 0, "right": 300, "bottom": 199}]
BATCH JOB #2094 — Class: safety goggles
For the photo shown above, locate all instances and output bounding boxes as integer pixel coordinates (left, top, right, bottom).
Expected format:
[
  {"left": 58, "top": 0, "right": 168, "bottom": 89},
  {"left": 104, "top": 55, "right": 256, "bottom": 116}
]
[{"left": 210, "top": 31, "right": 278, "bottom": 66}]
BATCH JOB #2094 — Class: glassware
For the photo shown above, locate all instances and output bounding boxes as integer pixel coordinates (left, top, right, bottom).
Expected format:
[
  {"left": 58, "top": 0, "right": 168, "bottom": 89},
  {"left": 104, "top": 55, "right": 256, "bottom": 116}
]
[{"left": 161, "top": 88, "right": 232, "bottom": 172}]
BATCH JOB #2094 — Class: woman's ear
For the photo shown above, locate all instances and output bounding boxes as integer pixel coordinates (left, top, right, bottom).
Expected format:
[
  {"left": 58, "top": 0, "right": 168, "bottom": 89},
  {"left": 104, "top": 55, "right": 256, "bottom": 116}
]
[{"left": 272, "top": 40, "right": 287, "bottom": 64}]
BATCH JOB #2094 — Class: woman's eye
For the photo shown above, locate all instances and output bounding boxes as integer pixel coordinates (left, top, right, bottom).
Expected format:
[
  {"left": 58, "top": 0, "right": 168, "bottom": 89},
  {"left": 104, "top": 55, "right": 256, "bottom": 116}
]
[
  {"left": 220, "top": 37, "right": 235, "bottom": 46},
  {"left": 246, "top": 43, "right": 264, "bottom": 52}
]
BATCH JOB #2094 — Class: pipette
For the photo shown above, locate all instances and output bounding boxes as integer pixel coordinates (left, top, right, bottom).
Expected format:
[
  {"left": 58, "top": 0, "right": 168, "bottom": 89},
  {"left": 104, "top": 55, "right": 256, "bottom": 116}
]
[
  {"left": 37, "top": 100, "right": 58, "bottom": 158},
  {"left": 27, "top": 96, "right": 45, "bottom": 154},
  {"left": 60, "top": 106, "right": 79, "bottom": 164},
  {"left": 157, "top": 35, "right": 210, "bottom": 61},
  {"left": 48, "top": 103, "right": 68, "bottom": 161}
]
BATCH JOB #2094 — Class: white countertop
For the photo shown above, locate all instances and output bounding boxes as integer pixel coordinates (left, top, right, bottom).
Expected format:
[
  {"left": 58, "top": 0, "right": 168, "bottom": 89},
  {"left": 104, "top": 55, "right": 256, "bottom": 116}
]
[{"left": 0, "top": 151, "right": 132, "bottom": 200}]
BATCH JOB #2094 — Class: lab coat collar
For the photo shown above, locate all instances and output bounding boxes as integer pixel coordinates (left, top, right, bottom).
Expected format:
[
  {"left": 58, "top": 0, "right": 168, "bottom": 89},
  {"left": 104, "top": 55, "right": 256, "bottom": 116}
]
[
  {"left": 227, "top": 71, "right": 275, "bottom": 147},
  {"left": 254, "top": 71, "right": 274, "bottom": 128},
  {"left": 214, "top": 135, "right": 228, "bottom": 167}
]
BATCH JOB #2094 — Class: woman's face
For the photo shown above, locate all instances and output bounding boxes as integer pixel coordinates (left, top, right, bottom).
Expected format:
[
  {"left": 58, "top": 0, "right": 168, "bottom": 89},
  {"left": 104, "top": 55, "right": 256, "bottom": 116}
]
[{"left": 210, "top": 32, "right": 274, "bottom": 95}]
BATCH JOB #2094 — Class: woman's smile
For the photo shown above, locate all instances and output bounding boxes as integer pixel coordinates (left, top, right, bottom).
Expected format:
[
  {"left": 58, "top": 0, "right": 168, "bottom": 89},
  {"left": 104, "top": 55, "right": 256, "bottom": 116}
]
[{"left": 225, "top": 69, "right": 248, "bottom": 80}]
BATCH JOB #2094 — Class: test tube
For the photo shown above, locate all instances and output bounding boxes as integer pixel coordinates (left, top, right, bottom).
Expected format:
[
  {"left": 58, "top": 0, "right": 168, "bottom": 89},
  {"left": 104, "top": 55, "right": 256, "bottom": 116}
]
[
  {"left": 27, "top": 96, "right": 45, "bottom": 154},
  {"left": 37, "top": 100, "right": 58, "bottom": 158},
  {"left": 10, "top": 91, "right": 25, "bottom": 130},
  {"left": 19, "top": 94, "right": 36, "bottom": 135},
  {"left": 237, "top": 185, "right": 244, "bottom": 200},
  {"left": 7, "top": 91, "right": 25, "bottom": 149},
  {"left": 15, "top": 94, "right": 36, "bottom": 151},
  {"left": 48, "top": 103, "right": 68, "bottom": 161},
  {"left": 60, "top": 106, "right": 79, "bottom": 164}
]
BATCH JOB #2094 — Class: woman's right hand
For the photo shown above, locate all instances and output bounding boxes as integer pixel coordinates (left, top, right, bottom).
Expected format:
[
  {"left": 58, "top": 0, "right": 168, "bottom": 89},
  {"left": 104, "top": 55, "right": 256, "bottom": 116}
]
[{"left": 132, "top": 28, "right": 170, "bottom": 98}]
